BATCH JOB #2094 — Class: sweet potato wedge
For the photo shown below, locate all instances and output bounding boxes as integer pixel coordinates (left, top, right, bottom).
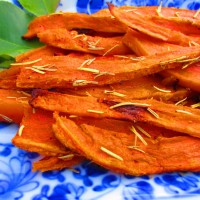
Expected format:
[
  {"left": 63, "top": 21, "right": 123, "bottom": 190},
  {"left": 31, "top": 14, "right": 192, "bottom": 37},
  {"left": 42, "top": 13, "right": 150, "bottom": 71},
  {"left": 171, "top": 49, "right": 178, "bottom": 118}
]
[
  {"left": 0, "top": 76, "right": 17, "bottom": 89},
  {"left": 116, "top": 6, "right": 200, "bottom": 35},
  {"left": 53, "top": 114, "right": 200, "bottom": 175},
  {"left": 60, "top": 75, "right": 191, "bottom": 103},
  {"left": 32, "top": 156, "right": 85, "bottom": 172},
  {"left": 122, "top": 29, "right": 200, "bottom": 92},
  {"left": 0, "top": 46, "right": 68, "bottom": 87},
  {"left": 38, "top": 29, "right": 131, "bottom": 55},
  {"left": 12, "top": 106, "right": 70, "bottom": 156},
  {"left": 52, "top": 113, "right": 80, "bottom": 152},
  {"left": 0, "top": 89, "right": 29, "bottom": 123},
  {"left": 161, "top": 63, "right": 200, "bottom": 92},
  {"left": 15, "top": 46, "right": 68, "bottom": 63},
  {"left": 23, "top": 9, "right": 127, "bottom": 39},
  {"left": 109, "top": 4, "right": 200, "bottom": 45},
  {"left": 30, "top": 90, "right": 200, "bottom": 138},
  {"left": 123, "top": 28, "right": 180, "bottom": 56},
  {"left": 16, "top": 46, "right": 200, "bottom": 89},
  {"left": 30, "top": 89, "right": 124, "bottom": 119}
]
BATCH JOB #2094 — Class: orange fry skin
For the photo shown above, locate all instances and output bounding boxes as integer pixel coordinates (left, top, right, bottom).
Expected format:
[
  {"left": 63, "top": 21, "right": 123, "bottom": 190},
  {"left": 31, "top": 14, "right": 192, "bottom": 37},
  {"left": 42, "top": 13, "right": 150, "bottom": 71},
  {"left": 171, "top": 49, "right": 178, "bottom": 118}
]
[
  {"left": 109, "top": 4, "right": 200, "bottom": 45},
  {"left": 32, "top": 156, "right": 85, "bottom": 172},
  {"left": 0, "top": 77, "right": 18, "bottom": 90},
  {"left": 15, "top": 46, "right": 68, "bottom": 63},
  {"left": 102, "top": 98, "right": 200, "bottom": 138},
  {"left": 61, "top": 75, "right": 191, "bottom": 103},
  {"left": 37, "top": 29, "right": 131, "bottom": 56},
  {"left": 0, "top": 89, "right": 30, "bottom": 123},
  {"left": 123, "top": 28, "right": 180, "bottom": 56},
  {"left": 53, "top": 114, "right": 200, "bottom": 175},
  {"left": 161, "top": 63, "right": 200, "bottom": 92},
  {"left": 23, "top": 10, "right": 127, "bottom": 39},
  {"left": 30, "top": 90, "right": 200, "bottom": 138},
  {"left": 12, "top": 106, "right": 70, "bottom": 156},
  {"left": 30, "top": 89, "right": 124, "bottom": 119},
  {"left": 123, "top": 28, "right": 200, "bottom": 92},
  {"left": 0, "top": 46, "right": 68, "bottom": 89},
  {"left": 16, "top": 46, "right": 200, "bottom": 89}
]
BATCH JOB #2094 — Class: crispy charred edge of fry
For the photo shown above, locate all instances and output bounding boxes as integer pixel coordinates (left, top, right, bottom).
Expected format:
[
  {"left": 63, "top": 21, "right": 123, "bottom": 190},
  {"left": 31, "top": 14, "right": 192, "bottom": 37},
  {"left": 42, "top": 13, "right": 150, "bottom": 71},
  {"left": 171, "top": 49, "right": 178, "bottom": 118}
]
[
  {"left": 32, "top": 156, "right": 85, "bottom": 172},
  {"left": 100, "top": 99, "right": 147, "bottom": 120},
  {"left": 29, "top": 89, "right": 48, "bottom": 104}
]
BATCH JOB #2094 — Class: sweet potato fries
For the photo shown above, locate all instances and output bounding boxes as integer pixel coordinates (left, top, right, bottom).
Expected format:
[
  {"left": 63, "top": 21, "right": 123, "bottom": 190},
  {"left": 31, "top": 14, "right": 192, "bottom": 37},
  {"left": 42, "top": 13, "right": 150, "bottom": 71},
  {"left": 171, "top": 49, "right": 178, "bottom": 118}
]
[{"left": 1, "top": 4, "right": 200, "bottom": 175}]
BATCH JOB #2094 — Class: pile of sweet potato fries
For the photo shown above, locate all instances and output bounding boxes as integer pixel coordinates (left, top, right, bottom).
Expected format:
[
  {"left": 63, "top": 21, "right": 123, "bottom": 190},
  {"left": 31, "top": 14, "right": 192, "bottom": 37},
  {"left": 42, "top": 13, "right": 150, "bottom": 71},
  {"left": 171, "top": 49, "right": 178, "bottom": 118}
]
[{"left": 0, "top": 4, "right": 200, "bottom": 175}]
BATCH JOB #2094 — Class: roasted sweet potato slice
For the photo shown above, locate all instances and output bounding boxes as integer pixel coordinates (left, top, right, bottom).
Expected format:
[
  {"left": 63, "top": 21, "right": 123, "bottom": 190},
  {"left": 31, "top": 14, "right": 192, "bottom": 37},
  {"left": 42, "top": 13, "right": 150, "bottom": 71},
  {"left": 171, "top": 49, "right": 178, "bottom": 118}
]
[
  {"left": 0, "top": 76, "right": 17, "bottom": 89},
  {"left": 23, "top": 9, "right": 127, "bottom": 39},
  {"left": 161, "top": 63, "right": 200, "bottom": 92},
  {"left": 116, "top": 6, "right": 200, "bottom": 35},
  {"left": 15, "top": 46, "right": 68, "bottom": 63},
  {"left": 103, "top": 98, "right": 200, "bottom": 138},
  {"left": 122, "top": 29, "right": 200, "bottom": 92},
  {"left": 109, "top": 4, "right": 200, "bottom": 45},
  {"left": 61, "top": 75, "right": 191, "bottom": 103},
  {"left": 53, "top": 114, "right": 200, "bottom": 175},
  {"left": 0, "top": 89, "right": 29, "bottom": 123},
  {"left": 38, "top": 29, "right": 131, "bottom": 56},
  {"left": 16, "top": 46, "right": 200, "bottom": 89},
  {"left": 123, "top": 28, "right": 180, "bottom": 56},
  {"left": 12, "top": 106, "right": 70, "bottom": 156},
  {"left": 0, "top": 46, "right": 68, "bottom": 86},
  {"left": 52, "top": 113, "right": 80, "bottom": 152},
  {"left": 30, "top": 90, "right": 200, "bottom": 138},
  {"left": 30, "top": 89, "right": 124, "bottom": 119},
  {"left": 32, "top": 156, "right": 85, "bottom": 172}
]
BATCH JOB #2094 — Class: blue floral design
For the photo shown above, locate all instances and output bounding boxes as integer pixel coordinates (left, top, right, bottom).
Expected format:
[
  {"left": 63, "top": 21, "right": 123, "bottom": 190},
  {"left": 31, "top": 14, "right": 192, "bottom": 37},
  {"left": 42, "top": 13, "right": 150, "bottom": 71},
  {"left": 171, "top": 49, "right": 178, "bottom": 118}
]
[
  {"left": 76, "top": 0, "right": 199, "bottom": 14},
  {"left": 0, "top": 123, "right": 12, "bottom": 129},
  {"left": 33, "top": 183, "right": 85, "bottom": 200},
  {"left": 0, "top": 143, "right": 14, "bottom": 157},
  {"left": 124, "top": 174, "right": 150, "bottom": 180},
  {"left": 42, "top": 170, "right": 66, "bottom": 183},
  {"left": 154, "top": 173, "right": 200, "bottom": 194},
  {"left": 186, "top": 1, "right": 200, "bottom": 10},
  {"left": 123, "top": 181, "right": 154, "bottom": 200},
  {"left": 0, "top": 156, "right": 39, "bottom": 199},
  {"left": 93, "top": 174, "right": 120, "bottom": 192},
  {"left": 18, "top": 149, "right": 39, "bottom": 160},
  {"left": 73, "top": 161, "right": 108, "bottom": 187},
  {"left": 77, "top": 0, "right": 104, "bottom": 14}
]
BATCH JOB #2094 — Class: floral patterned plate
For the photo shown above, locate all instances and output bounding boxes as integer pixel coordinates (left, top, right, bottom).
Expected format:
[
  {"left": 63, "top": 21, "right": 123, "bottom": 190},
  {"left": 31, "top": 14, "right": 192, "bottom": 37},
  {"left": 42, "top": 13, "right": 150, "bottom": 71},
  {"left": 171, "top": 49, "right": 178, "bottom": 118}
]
[{"left": 1, "top": 0, "right": 200, "bottom": 199}]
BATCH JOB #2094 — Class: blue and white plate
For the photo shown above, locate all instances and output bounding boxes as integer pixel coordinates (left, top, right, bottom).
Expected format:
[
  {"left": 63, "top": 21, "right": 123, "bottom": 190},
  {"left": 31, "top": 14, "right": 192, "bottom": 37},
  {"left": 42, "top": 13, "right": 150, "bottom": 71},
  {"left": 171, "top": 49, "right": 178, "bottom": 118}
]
[{"left": 1, "top": 0, "right": 200, "bottom": 199}]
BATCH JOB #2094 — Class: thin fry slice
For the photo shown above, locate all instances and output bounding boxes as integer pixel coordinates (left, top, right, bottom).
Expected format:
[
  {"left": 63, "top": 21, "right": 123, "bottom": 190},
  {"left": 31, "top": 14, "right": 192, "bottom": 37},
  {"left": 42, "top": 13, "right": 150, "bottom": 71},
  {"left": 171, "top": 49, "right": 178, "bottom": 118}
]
[
  {"left": 38, "top": 29, "right": 131, "bottom": 56},
  {"left": 109, "top": 4, "right": 196, "bottom": 45},
  {"left": 122, "top": 28, "right": 200, "bottom": 92},
  {"left": 23, "top": 9, "right": 127, "bottom": 39},
  {"left": 16, "top": 46, "right": 200, "bottom": 89},
  {"left": 62, "top": 75, "right": 191, "bottom": 102},
  {"left": 30, "top": 90, "right": 200, "bottom": 138},
  {"left": 0, "top": 89, "right": 29, "bottom": 123},
  {"left": 53, "top": 114, "right": 200, "bottom": 175},
  {"left": 12, "top": 106, "right": 69, "bottom": 156},
  {"left": 123, "top": 28, "right": 180, "bottom": 56},
  {"left": 32, "top": 156, "right": 84, "bottom": 172},
  {"left": 161, "top": 63, "right": 200, "bottom": 92}
]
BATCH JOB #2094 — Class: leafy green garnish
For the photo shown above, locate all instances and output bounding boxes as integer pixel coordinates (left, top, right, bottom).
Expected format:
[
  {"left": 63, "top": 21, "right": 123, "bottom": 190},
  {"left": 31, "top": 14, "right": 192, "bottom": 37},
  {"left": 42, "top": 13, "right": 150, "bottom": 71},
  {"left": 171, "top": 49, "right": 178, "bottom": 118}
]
[
  {"left": 0, "top": 1, "right": 41, "bottom": 57},
  {"left": 18, "top": 0, "right": 60, "bottom": 16},
  {"left": 0, "top": 55, "right": 15, "bottom": 68},
  {"left": 0, "top": 0, "right": 60, "bottom": 68}
]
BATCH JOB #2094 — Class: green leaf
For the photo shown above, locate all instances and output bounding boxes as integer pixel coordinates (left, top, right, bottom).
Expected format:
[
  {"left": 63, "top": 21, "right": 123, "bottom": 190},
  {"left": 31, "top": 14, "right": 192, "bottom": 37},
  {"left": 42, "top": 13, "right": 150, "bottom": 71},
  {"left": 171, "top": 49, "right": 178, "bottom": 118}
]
[
  {"left": 0, "top": 1, "right": 42, "bottom": 58},
  {"left": 18, "top": 0, "right": 60, "bottom": 16},
  {"left": 0, "top": 56, "right": 14, "bottom": 70}
]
